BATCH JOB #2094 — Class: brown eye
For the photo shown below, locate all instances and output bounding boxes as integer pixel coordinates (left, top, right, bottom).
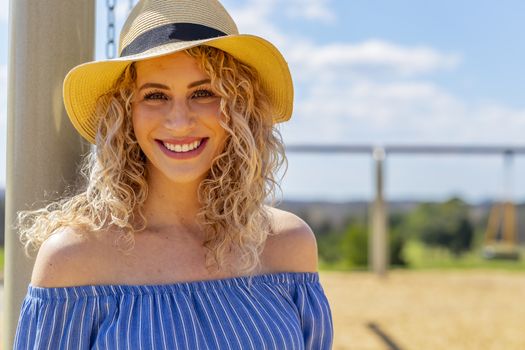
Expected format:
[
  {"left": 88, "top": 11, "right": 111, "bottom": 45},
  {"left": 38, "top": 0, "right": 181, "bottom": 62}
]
[
  {"left": 143, "top": 91, "right": 168, "bottom": 100},
  {"left": 192, "top": 89, "right": 215, "bottom": 99}
]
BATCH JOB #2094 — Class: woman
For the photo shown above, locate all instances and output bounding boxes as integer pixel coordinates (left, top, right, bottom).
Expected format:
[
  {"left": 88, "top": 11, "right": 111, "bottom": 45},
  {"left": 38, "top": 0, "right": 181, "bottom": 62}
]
[{"left": 14, "top": 0, "right": 334, "bottom": 349}]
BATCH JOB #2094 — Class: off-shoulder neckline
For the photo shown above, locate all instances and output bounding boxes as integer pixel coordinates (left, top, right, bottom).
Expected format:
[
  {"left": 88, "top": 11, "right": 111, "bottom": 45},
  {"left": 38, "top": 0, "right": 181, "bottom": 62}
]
[{"left": 27, "top": 271, "right": 320, "bottom": 298}]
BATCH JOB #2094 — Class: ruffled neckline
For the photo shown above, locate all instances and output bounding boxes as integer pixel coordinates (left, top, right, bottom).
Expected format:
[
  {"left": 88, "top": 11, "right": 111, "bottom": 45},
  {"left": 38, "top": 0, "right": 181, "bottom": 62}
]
[{"left": 27, "top": 271, "right": 320, "bottom": 298}]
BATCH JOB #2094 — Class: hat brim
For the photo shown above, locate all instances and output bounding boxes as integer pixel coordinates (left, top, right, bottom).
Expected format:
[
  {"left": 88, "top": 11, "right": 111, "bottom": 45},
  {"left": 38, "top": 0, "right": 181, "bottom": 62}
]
[{"left": 63, "top": 34, "right": 293, "bottom": 144}]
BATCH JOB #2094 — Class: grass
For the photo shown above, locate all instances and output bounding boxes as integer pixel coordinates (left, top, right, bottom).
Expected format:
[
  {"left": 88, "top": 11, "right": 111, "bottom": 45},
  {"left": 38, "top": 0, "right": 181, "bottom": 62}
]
[
  {"left": 319, "top": 240, "right": 525, "bottom": 272},
  {"left": 403, "top": 240, "right": 525, "bottom": 271}
]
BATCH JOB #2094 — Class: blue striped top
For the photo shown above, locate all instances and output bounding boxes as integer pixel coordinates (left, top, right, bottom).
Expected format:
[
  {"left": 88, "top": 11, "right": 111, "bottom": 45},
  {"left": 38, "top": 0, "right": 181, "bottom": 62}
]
[{"left": 14, "top": 272, "right": 333, "bottom": 349}]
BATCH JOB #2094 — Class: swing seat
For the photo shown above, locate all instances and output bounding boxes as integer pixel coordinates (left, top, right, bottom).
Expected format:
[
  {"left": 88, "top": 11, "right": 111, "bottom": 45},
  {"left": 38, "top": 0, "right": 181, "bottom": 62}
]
[{"left": 482, "top": 244, "right": 521, "bottom": 260}]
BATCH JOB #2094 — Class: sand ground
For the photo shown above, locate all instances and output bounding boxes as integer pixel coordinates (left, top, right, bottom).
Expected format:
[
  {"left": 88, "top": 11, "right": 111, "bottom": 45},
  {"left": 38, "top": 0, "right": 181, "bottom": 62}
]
[{"left": 320, "top": 270, "right": 525, "bottom": 350}]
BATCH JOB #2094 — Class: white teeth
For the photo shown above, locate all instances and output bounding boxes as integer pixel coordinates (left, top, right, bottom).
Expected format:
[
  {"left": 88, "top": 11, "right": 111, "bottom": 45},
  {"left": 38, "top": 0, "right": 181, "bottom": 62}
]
[{"left": 163, "top": 139, "right": 202, "bottom": 153}]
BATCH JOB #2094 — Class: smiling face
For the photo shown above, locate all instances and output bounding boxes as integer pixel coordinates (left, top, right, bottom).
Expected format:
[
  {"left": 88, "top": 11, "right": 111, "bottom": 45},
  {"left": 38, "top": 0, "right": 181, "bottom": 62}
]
[{"left": 132, "top": 51, "right": 228, "bottom": 185}]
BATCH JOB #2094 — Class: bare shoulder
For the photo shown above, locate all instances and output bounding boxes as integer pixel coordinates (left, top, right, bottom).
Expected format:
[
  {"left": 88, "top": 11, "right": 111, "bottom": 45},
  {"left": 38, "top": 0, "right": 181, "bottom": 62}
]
[
  {"left": 263, "top": 206, "right": 319, "bottom": 273},
  {"left": 31, "top": 226, "right": 109, "bottom": 288}
]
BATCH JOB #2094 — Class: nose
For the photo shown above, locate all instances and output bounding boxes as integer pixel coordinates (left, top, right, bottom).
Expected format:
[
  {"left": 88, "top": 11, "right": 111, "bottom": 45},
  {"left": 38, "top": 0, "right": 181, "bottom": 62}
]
[{"left": 164, "top": 98, "right": 195, "bottom": 132}]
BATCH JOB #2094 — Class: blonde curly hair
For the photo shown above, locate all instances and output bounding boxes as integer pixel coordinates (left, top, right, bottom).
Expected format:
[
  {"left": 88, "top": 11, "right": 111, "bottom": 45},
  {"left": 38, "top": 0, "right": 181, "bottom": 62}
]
[{"left": 18, "top": 46, "right": 287, "bottom": 276}]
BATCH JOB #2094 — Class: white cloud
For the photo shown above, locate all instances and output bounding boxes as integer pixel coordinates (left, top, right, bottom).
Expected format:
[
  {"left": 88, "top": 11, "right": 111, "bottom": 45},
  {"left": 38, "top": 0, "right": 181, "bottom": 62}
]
[
  {"left": 227, "top": 0, "right": 288, "bottom": 48},
  {"left": 282, "top": 77, "right": 525, "bottom": 145},
  {"left": 225, "top": 1, "right": 460, "bottom": 78},
  {"left": 226, "top": 0, "right": 335, "bottom": 24},
  {"left": 226, "top": 1, "right": 461, "bottom": 87},
  {"left": 226, "top": 0, "right": 336, "bottom": 47},
  {"left": 224, "top": 0, "right": 520, "bottom": 148},
  {"left": 285, "top": 0, "right": 335, "bottom": 22},
  {"left": 287, "top": 40, "right": 461, "bottom": 80}
]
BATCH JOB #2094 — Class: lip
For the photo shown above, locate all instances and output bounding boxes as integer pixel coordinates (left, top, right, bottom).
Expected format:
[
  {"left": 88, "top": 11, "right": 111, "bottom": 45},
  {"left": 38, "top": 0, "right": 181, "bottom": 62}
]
[{"left": 156, "top": 137, "right": 209, "bottom": 160}]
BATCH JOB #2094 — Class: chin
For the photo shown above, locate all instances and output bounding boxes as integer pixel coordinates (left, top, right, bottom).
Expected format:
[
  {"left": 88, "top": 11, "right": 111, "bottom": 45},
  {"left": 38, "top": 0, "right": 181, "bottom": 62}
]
[{"left": 162, "top": 167, "right": 211, "bottom": 185}]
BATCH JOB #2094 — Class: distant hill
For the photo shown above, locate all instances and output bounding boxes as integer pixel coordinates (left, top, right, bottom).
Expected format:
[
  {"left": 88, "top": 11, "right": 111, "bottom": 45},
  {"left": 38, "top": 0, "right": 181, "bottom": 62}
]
[
  {"left": 279, "top": 199, "right": 525, "bottom": 244},
  {"left": 278, "top": 199, "right": 436, "bottom": 231},
  {"left": 1, "top": 189, "right": 524, "bottom": 245}
]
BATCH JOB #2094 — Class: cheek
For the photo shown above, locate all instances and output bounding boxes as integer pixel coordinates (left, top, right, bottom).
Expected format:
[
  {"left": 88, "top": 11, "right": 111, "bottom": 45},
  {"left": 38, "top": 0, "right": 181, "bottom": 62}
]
[
  {"left": 189, "top": 99, "right": 221, "bottom": 115},
  {"left": 131, "top": 108, "right": 152, "bottom": 144},
  {"left": 132, "top": 103, "right": 159, "bottom": 130}
]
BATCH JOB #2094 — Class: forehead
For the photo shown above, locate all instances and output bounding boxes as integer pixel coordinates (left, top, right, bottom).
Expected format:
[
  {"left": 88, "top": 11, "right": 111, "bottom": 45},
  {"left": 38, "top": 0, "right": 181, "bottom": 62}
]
[{"left": 134, "top": 51, "right": 208, "bottom": 81}]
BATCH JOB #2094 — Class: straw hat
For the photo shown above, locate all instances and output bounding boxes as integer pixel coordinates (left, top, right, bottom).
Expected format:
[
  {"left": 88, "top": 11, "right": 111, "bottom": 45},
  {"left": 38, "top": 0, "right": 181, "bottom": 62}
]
[{"left": 63, "top": 0, "right": 294, "bottom": 144}]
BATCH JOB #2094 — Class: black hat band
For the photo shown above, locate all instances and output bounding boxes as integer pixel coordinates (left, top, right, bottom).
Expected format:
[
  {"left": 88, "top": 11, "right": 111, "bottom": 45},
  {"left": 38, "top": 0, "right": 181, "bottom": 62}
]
[{"left": 120, "top": 22, "right": 227, "bottom": 57}]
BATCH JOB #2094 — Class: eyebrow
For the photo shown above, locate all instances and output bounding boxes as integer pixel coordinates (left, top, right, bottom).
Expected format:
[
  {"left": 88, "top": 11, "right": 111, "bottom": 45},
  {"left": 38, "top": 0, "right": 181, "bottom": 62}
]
[
  {"left": 138, "top": 79, "right": 211, "bottom": 91},
  {"left": 188, "top": 79, "right": 211, "bottom": 88}
]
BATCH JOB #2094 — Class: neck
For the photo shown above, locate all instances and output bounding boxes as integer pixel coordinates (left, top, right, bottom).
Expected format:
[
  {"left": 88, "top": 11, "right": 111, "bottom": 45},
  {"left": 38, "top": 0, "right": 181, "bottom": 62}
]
[{"left": 140, "top": 167, "right": 204, "bottom": 235}]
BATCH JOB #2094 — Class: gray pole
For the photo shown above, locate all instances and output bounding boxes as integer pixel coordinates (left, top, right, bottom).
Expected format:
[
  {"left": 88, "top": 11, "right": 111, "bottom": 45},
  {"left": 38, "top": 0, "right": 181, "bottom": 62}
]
[
  {"left": 4, "top": 1, "right": 94, "bottom": 348},
  {"left": 369, "top": 147, "right": 388, "bottom": 276}
]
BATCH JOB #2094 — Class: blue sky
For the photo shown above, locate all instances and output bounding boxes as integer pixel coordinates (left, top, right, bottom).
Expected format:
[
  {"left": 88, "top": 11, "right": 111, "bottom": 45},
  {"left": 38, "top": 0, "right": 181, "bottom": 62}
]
[{"left": 1, "top": 0, "right": 525, "bottom": 202}]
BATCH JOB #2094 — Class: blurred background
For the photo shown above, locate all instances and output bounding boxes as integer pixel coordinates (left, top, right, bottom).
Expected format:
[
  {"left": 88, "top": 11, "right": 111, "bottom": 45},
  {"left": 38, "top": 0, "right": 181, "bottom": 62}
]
[{"left": 1, "top": 0, "right": 525, "bottom": 349}]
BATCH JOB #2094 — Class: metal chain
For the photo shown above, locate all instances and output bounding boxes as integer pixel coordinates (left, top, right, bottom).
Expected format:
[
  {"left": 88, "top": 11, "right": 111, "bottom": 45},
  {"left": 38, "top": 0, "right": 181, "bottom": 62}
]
[{"left": 106, "top": 0, "right": 116, "bottom": 59}]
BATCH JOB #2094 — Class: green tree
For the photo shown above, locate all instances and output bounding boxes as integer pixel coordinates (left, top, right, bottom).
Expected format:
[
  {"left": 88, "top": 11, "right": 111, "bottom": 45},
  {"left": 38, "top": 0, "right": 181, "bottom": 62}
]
[
  {"left": 317, "top": 231, "right": 346, "bottom": 264},
  {"left": 405, "top": 197, "right": 474, "bottom": 256},
  {"left": 389, "top": 212, "right": 408, "bottom": 266},
  {"left": 341, "top": 221, "right": 368, "bottom": 267}
]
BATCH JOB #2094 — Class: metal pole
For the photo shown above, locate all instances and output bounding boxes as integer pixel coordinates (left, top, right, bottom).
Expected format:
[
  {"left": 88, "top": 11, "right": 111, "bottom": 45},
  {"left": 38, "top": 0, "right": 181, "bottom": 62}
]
[
  {"left": 503, "top": 152, "right": 516, "bottom": 244},
  {"left": 4, "top": 0, "right": 94, "bottom": 348},
  {"left": 369, "top": 147, "right": 388, "bottom": 276}
]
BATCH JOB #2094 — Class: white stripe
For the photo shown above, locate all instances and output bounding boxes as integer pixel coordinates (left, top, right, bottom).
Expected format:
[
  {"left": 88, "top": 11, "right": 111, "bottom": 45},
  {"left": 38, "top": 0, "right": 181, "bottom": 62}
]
[
  {"left": 59, "top": 296, "right": 70, "bottom": 348},
  {"left": 149, "top": 295, "right": 155, "bottom": 349},
  {"left": 78, "top": 298, "right": 88, "bottom": 349},
  {"left": 91, "top": 296, "right": 100, "bottom": 349},
  {"left": 67, "top": 288, "right": 80, "bottom": 349},
  {"left": 180, "top": 293, "right": 201, "bottom": 349},
  {"left": 126, "top": 296, "right": 136, "bottom": 349},
  {"left": 26, "top": 301, "right": 36, "bottom": 348},
  {"left": 39, "top": 299, "right": 52, "bottom": 349},
  {"left": 259, "top": 287, "right": 296, "bottom": 346},
  {"left": 163, "top": 294, "right": 181, "bottom": 350},
  {"left": 138, "top": 295, "right": 144, "bottom": 348},
  {"left": 262, "top": 285, "right": 302, "bottom": 348},
  {"left": 200, "top": 290, "right": 234, "bottom": 349},
  {"left": 213, "top": 290, "right": 244, "bottom": 348},
  {"left": 310, "top": 285, "right": 326, "bottom": 348},
  {"left": 234, "top": 287, "right": 277, "bottom": 349},
  {"left": 252, "top": 285, "right": 299, "bottom": 350},
  {"left": 236, "top": 286, "right": 280, "bottom": 349},
  {"left": 318, "top": 285, "right": 334, "bottom": 348},
  {"left": 194, "top": 292, "right": 222, "bottom": 349},
  {"left": 298, "top": 285, "right": 313, "bottom": 349},
  {"left": 155, "top": 294, "right": 169, "bottom": 349},
  {"left": 219, "top": 289, "right": 257, "bottom": 349},
  {"left": 102, "top": 299, "right": 112, "bottom": 349},
  {"left": 173, "top": 295, "right": 190, "bottom": 348}
]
